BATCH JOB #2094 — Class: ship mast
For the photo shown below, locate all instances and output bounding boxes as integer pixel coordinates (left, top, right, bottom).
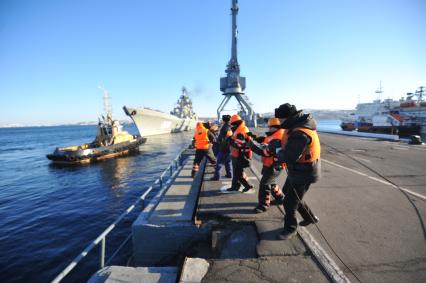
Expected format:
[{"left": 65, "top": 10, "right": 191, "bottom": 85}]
[
  {"left": 375, "top": 81, "right": 383, "bottom": 101},
  {"left": 98, "top": 86, "right": 112, "bottom": 121},
  {"left": 217, "top": 0, "right": 256, "bottom": 127},
  {"left": 415, "top": 86, "right": 425, "bottom": 102}
]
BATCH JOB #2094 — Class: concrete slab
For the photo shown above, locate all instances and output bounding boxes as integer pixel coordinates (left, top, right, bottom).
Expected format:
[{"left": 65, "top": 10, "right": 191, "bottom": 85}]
[
  {"left": 87, "top": 266, "right": 177, "bottom": 283},
  {"left": 201, "top": 257, "right": 329, "bottom": 283},
  {"left": 218, "top": 225, "right": 258, "bottom": 259},
  {"left": 132, "top": 157, "right": 207, "bottom": 266},
  {"left": 255, "top": 220, "right": 307, "bottom": 257},
  {"left": 196, "top": 165, "right": 283, "bottom": 222},
  {"left": 179, "top": 258, "right": 210, "bottom": 283}
]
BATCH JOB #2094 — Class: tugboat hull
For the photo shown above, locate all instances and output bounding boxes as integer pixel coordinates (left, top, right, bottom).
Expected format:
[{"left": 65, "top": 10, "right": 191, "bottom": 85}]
[{"left": 46, "top": 137, "right": 146, "bottom": 165}]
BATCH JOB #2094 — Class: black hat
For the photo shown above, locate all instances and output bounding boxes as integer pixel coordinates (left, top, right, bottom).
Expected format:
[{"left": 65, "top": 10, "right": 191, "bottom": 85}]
[
  {"left": 275, "top": 103, "right": 297, "bottom": 119},
  {"left": 222, "top": 114, "right": 231, "bottom": 122}
]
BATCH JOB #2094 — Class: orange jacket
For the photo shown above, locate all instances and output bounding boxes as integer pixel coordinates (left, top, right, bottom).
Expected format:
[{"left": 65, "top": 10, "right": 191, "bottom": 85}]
[
  {"left": 194, "top": 122, "right": 210, "bottom": 150},
  {"left": 261, "top": 129, "right": 286, "bottom": 168},
  {"left": 281, "top": 127, "right": 320, "bottom": 163},
  {"left": 230, "top": 121, "right": 252, "bottom": 159}
]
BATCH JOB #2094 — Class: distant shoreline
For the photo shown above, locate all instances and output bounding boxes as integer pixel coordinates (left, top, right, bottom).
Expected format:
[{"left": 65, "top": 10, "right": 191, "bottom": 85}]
[{"left": 0, "top": 120, "right": 134, "bottom": 129}]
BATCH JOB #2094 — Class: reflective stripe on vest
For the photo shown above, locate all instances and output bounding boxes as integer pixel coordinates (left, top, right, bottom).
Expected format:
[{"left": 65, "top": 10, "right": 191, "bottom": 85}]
[
  {"left": 194, "top": 124, "right": 209, "bottom": 150},
  {"left": 230, "top": 122, "right": 252, "bottom": 158},
  {"left": 261, "top": 129, "right": 285, "bottom": 167},
  {"left": 281, "top": 127, "right": 320, "bottom": 163}
]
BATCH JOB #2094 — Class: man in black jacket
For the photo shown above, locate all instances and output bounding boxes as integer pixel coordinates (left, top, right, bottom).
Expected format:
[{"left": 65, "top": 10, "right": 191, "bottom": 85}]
[
  {"left": 275, "top": 103, "right": 321, "bottom": 240},
  {"left": 211, "top": 115, "right": 233, "bottom": 180}
]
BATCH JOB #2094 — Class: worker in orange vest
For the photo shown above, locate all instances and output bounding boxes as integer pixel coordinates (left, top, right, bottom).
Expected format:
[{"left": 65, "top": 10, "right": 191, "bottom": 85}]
[
  {"left": 227, "top": 114, "right": 254, "bottom": 193},
  {"left": 192, "top": 121, "right": 217, "bottom": 177},
  {"left": 250, "top": 118, "right": 285, "bottom": 213},
  {"left": 275, "top": 103, "right": 321, "bottom": 240}
]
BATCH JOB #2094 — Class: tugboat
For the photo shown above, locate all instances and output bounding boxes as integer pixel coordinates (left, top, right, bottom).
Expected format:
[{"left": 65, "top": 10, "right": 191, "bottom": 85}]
[{"left": 47, "top": 87, "right": 146, "bottom": 165}]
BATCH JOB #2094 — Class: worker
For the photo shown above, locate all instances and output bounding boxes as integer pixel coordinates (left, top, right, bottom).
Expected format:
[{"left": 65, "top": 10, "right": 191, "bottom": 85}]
[
  {"left": 211, "top": 115, "right": 233, "bottom": 180},
  {"left": 250, "top": 117, "right": 285, "bottom": 213},
  {"left": 227, "top": 114, "right": 254, "bottom": 193},
  {"left": 210, "top": 124, "right": 220, "bottom": 156},
  {"left": 192, "top": 121, "right": 217, "bottom": 177},
  {"left": 275, "top": 103, "right": 321, "bottom": 240}
]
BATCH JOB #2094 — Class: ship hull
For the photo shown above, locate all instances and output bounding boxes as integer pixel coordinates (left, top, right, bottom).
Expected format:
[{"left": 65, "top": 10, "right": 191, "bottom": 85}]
[
  {"left": 123, "top": 106, "right": 197, "bottom": 137},
  {"left": 46, "top": 137, "right": 146, "bottom": 165},
  {"left": 357, "top": 125, "right": 421, "bottom": 137}
]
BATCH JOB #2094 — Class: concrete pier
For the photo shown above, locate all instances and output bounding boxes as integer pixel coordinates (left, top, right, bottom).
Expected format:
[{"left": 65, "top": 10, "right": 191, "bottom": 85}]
[
  {"left": 90, "top": 131, "right": 426, "bottom": 282},
  {"left": 132, "top": 156, "right": 209, "bottom": 266}
]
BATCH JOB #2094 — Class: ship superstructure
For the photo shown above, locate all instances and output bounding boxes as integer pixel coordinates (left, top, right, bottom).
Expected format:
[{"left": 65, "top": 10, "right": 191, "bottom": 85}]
[
  {"left": 341, "top": 85, "right": 426, "bottom": 136},
  {"left": 123, "top": 87, "right": 198, "bottom": 137},
  {"left": 47, "top": 87, "right": 146, "bottom": 165}
]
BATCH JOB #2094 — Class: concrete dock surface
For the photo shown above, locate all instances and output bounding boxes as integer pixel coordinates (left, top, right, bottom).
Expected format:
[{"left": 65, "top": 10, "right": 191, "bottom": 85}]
[
  {"left": 90, "top": 132, "right": 426, "bottom": 283},
  {"left": 301, "top": 133, "right": 426, "bottom": 282}
]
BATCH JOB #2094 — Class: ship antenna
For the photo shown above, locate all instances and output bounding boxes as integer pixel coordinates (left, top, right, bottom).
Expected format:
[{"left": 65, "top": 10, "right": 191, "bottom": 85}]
[
  {"left": 98, "top": 86, "right": 112, "bottom": 118},
  {"left": 415, "top": 86, "right": 425, "bottom": 102},
  {"left": 375, "top": 81, "right": 383, "bottom": 100}
]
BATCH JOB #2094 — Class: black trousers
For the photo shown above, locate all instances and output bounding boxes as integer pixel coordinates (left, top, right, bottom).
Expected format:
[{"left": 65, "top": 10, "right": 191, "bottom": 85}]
[
  {"left": 231, "top": 157, "right": 252, "bottom": 190},
  {"left": 282, "top": 179, "right": 316, "bottom": 232},
  {"left": 194, "top": 149, "right": 216, "bottom": 165},
  {"left": 258, "top": 166, "right": 283, "bottom": 206}
]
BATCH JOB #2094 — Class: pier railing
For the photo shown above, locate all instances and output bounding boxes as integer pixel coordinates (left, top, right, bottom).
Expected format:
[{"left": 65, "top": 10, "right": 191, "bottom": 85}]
[{"left": 52, "top": 147, "right": 190, "bottom": 283}]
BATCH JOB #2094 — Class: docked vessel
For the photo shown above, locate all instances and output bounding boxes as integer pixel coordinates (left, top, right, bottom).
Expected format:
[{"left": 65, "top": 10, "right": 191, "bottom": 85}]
[
  {"left": 340, "top": 85, "right": 425, "bottom": 137},
  {"left": 47, "top": 88, "right": 146, "bottom": 165},
  {"left": 123, "top": 87, "right": 198, "bottom": 137}
]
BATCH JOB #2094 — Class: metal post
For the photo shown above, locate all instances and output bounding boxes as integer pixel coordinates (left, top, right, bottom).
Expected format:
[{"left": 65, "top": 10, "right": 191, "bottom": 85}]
[
  {"left": 170, "top": 166, "right": 173, "bottom": 177},
  {"left": 159, "top": 176, "right": 163, "bottom": 189},
  {"left": 141, "top": 197, "right": 145, "bottom": 210},
  {"left": 100, "top": 238, "right": 105, "bottom": 268}
]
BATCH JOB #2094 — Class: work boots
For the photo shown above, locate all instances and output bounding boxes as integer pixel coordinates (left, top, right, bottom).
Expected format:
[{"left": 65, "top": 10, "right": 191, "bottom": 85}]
[
  {"left": 270, "top": 184, "right": 284, "bottom": 205},
  {"left": 191, "top": 164, "right": 199, "bottom": 178},
  {"left": 240, "top": 174, "right": 254, "bottom": 193},
  {"left": 255, "top": 189, "right": 271, "bottom": 213}
]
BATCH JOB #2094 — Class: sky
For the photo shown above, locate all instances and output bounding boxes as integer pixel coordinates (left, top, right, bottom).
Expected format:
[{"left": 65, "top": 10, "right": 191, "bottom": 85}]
[{"left": 0, "top": 0, "right": 425, "bottom": 125}]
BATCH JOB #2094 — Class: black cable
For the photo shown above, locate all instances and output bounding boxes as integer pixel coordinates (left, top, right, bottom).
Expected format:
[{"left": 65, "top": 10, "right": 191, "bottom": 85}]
[
  {"left": 323, "top": 142, "right": 426, "bottom": 241},
  {"left": 286, "top": 178, "right": 363, "bottom": 283},
  {"left": 248, "top": 164, "right": 363, "bottom": 283}
]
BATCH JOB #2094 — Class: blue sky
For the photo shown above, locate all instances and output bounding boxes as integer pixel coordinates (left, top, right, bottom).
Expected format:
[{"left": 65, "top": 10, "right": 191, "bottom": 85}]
[{"left": 1, "top": 0, "right": 425, "bottom": 125}]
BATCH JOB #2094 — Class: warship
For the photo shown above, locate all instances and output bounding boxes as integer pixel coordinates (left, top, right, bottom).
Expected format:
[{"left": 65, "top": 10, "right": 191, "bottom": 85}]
[
  {"left": 123, "top": 87, "right": 198, "bottom": 137},
  {"left": 47, "top": 88, "right": 146, "bottom": 165}
]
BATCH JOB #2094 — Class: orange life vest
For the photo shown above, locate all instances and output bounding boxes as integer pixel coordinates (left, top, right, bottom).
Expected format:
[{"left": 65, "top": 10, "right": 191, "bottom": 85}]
[
  {"left": 194, "top": 123, "right": 210, "bottom": 150},
  {"left": 281, "top": 127, "right": 320, "bottom": 163},
  {"left": 230, "top": 122, "right": 252, "bottom": 159},
  {"left": 261, "top": 129, "right": 285, "bottom": 167}
]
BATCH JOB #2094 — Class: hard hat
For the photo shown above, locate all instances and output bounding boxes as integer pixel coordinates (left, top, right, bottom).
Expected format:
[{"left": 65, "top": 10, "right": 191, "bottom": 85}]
[
  {"left": 230, "top": 114, "right": 242, "bottom": 124},
  {"left": 268, "top": 118, "right": 281, "bottom": 127}
]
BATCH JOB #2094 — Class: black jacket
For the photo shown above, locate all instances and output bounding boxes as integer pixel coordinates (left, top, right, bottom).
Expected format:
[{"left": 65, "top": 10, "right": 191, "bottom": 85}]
[
  {"left": 277, "top": 111, "right": 321, "bottom": 184},
  {"left": 218, "top": 123, "right": 231, "bottom": 153}
]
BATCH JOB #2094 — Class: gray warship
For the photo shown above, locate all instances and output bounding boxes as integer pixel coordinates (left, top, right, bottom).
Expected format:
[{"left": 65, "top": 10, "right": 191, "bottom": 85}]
[{"left": 123, "top": 87, "right": 198, "bottom": 137}]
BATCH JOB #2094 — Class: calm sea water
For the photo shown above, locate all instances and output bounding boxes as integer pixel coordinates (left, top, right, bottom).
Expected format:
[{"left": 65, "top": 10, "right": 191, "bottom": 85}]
[{"left": 0, "top": 125, "right": 192, "bottom": 283}]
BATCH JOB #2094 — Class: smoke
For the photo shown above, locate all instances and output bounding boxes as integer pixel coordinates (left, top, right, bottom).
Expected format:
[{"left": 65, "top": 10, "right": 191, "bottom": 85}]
[{"left": 187, "top": 85, "right": 214, "bottom": 99}]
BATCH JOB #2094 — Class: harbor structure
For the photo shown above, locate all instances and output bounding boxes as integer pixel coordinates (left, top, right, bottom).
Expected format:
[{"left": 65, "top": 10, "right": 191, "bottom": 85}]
[{"left": 218, "top": 0, "right": 257, "bottom": 127}]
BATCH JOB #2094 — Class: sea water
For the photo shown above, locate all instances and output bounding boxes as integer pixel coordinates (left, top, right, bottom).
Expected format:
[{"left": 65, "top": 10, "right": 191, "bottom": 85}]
[{"left": 0, "top": 125, "right": 192, "bottom": 282}]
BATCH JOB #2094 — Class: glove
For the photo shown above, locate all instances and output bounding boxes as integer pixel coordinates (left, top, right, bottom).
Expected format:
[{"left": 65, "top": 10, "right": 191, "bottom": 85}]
[
  {"left": 255, "top": 136, "right": 265, "bottom": 143},
  {"left": 275, "top": 147, "right": 281, "bottom": 155}
]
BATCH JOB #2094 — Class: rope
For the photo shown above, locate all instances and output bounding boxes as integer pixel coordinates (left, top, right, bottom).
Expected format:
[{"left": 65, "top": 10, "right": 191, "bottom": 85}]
[{"left": 249, "top": 164, "right": 363, "bottom": 282}]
